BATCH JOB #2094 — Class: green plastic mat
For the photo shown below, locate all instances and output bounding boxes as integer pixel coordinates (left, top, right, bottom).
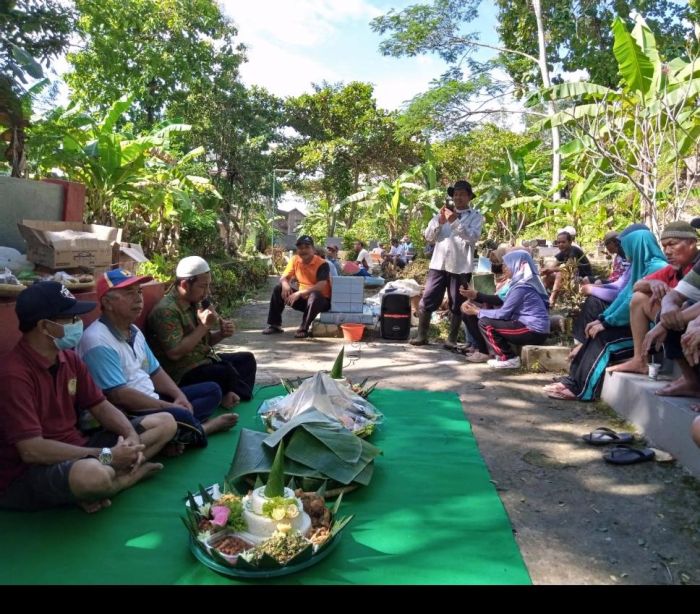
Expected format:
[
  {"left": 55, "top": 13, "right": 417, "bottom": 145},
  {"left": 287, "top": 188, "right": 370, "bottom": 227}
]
[{"left": 0, "top": 387, "right": 530, "bottom": 585}]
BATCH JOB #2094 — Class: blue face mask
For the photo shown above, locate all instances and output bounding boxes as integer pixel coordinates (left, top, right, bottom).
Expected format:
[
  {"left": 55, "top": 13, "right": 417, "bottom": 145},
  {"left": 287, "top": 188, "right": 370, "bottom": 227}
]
[{"left": 51, "top": 319, "right": 84, "bottom": 350}]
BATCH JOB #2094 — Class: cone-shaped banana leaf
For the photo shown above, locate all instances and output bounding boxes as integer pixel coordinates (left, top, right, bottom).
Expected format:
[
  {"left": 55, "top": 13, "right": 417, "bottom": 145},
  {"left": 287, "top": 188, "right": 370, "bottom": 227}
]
[
  {"left": 330, "top": 347, "right": 344, "bottom": 379},
  {"left": 228, "top": 413, "right": 381, "bottom": 489},
  {"left": 264, "top": 440, "right": 286, "bottom": 497},
  {"left": 285, "top": 428, "right": 381, "bottom": 485},
  {"left": 228, "top": 430, "right": 322, "bottom": 484},
  {"left": 264, "top": 409, "right": 363, "bottom": 464}
]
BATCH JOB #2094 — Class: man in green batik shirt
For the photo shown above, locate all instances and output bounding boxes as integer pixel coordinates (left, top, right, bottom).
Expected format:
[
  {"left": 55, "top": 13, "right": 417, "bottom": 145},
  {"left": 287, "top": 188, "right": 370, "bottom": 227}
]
[{"left": 147, "top": 256, "right": 256, "bottom": 409}]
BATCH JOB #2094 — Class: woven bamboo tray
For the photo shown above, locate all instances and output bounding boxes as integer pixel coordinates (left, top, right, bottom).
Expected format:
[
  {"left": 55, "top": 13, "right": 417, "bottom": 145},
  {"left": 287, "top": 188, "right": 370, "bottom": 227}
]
[{"left": 0, "top": 283, "right": 26, "bottom": 298}]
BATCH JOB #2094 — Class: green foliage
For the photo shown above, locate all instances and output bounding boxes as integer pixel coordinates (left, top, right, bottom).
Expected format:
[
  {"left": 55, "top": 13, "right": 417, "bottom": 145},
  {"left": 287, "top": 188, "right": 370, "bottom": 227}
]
[
  {"left": 30, "top": 97, "right": 219, "bottom": 255},
  {"left": 136, "top": 253, "right": 176, "bottom": 282},
  {"left": 67, "top": 0, "right": 243, "bottom": 129},
  {"left": 533, "top": 14, "right": 700, "bottom": 231},
  {"left": 180, "top": 209, "right": 224, "bottom": 260},
  {"left": 282, "top": 81, "right": 420, "bottom": 233},
  {"left": 0, "top": 0, "right": 74, "bottom": 176},
  {"left": 496, "top": 0, "right": 693, "bottom": 95},
  {"left": 208, "top": 259, "right": 268, "bottom": 313}
]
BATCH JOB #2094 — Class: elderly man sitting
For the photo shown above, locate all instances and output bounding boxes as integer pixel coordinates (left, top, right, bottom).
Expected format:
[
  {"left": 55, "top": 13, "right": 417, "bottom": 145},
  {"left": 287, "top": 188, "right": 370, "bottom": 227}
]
[
  {"left": 609, "top": 221, "right": 700, "bottom": 377},
  {"left": 80, "top": 269, "right": 238, "bottom": 455},
  {"left": 0, "top": 282, "right": 175, "bottom": 512}
]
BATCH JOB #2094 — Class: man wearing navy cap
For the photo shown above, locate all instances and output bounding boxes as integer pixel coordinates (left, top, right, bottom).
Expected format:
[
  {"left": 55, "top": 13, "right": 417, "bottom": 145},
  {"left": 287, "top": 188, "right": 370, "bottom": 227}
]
[
  {"left": 262, "top": 235, "right": 332, "bottom": 338},
  {"left": 0, "top": 282, "right": 176, "bottom": 512},
  {"left": 79, "top": 269, "right": 238, "bottom": 456}
]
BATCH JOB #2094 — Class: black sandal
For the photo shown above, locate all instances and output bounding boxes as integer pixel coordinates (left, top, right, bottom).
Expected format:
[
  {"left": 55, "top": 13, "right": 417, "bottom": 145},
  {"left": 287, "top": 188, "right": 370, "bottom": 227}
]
[{"left": 294, "top": 330, "right": 309, "bottom": 339}]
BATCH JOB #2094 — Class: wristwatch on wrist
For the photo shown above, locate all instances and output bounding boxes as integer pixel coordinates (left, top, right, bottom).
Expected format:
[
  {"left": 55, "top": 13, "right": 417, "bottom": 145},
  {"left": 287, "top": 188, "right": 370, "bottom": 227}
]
[{"left": 98, "top": 447, "right": 113, "bottom": 466}]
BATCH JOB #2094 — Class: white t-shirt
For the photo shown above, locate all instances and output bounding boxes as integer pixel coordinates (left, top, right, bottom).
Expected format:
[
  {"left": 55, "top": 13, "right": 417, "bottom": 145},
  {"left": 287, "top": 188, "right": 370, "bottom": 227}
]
[{"left": 356, "top": 248, "right": 370, "bottom": 269}]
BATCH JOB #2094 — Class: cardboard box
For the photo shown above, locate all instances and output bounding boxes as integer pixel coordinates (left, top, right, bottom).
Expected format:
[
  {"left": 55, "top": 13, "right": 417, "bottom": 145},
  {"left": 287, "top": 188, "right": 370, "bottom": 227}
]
[
  {"left": 113, "top": 242, "right": 149, "bottom": 273},
  {"left": 18, "top": 220, "right": 122, "bottom": 270}
]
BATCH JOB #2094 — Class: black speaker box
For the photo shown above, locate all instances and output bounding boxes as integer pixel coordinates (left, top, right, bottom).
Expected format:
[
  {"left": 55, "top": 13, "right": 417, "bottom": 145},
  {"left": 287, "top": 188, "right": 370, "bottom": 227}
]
[{"left": 380, "top": 293, "right": 411, "bottom": 340}]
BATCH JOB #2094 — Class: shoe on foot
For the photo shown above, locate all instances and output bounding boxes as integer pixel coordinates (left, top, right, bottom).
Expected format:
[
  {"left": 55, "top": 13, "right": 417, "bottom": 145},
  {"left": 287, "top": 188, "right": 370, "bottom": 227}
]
[
  {"left": 488, "top": 356, "right": 521, "bottom": 369},
  {"left": 465, "top": 351, "right": 490, "bottom": 363},
  {"left": 262, "top": 326, "right": 283, "bottom": 335}
]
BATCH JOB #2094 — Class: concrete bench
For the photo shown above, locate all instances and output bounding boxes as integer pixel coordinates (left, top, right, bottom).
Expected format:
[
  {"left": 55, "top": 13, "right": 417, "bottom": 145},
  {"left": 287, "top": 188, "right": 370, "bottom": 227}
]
[{"left": 602, "top": 370, "right": 700, "bottom": 479}]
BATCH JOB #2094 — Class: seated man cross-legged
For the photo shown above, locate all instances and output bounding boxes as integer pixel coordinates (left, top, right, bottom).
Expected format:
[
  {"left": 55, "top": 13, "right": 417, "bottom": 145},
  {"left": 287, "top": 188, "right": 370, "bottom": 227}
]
[
  {"left": 80, "top": 270, "right": 238, "bottom": 456},
  {"left": 148, "top": 256, "right": 257, "bottom": 409},
  {"left": 262, "top": 235, "right": 331, "bottom": 339},
  {"left": 0, "top": 282, "right": 176, "bottom": 513}
]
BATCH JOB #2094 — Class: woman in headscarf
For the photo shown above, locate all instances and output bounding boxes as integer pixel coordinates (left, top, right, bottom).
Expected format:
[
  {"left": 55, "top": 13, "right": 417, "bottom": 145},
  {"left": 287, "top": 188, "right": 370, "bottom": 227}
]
[
  {"left": 461, "top": 250, "right": 550, "bottom": 369},
  {"left": 545, "top": 225, "right": 667, "bottom": 401}
]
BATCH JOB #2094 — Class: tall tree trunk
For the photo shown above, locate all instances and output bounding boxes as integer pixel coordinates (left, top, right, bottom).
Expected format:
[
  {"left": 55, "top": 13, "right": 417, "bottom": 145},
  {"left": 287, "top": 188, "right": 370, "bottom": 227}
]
[{"left": 531, "top": 0, "right": 561, "bottom": 201}]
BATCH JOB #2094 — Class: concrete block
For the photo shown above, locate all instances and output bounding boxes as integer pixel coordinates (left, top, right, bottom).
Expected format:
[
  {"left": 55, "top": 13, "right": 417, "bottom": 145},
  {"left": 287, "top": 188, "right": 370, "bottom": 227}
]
[
  {"left": 521, "top": 345, "right": 570, "bottom": 372},
  {"left": 311, "top": 322, "right": 340, "bottom": 337},
  {"left": 602, "top": 371, "right": 700, "bottom": 479}
]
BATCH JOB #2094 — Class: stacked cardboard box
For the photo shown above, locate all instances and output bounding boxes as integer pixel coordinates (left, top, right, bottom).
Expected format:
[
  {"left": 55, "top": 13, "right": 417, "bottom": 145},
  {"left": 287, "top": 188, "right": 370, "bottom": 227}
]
[
  {"left": 330, "top": 276, "right": 364, "bottom": 313},
  {"left": 18, "top": 220, "right": 122, "bottom": 270}
]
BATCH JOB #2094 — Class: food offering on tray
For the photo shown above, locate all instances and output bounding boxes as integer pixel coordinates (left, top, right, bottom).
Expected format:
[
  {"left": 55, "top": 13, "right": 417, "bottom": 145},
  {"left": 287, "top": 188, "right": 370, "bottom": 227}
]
[
  {"left": 260, "top": 372, "right": 383, "bottom": 438},
  {"left": 183, "top": 441, "right": 353, "bottom": 575}
]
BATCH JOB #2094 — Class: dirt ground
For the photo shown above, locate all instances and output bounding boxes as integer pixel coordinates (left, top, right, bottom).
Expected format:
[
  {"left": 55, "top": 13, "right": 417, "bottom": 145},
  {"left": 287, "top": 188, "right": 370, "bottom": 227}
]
[{"left": 220, "top": 277, "right": 700, "bottom": 585}]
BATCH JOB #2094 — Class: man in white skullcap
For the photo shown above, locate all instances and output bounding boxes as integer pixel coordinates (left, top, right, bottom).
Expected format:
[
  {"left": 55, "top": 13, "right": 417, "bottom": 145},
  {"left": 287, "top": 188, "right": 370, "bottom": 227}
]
[{"left": 147, "top": 256, "right": 257, "bottom": 409}]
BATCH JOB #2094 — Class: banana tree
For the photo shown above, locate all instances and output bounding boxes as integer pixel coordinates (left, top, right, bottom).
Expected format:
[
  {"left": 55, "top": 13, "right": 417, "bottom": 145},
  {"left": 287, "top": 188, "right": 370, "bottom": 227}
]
[
  {"left": 298, "top": 198, "right": 345, "bottom": 239},
  {"left": 475, "top": 140, "right": 552, "bottom": 242},
  {"left": 341, "top": 168, "right": 430, "bottom": 239},
  {"left": 530, "top": 15, "right": 700, "bottom": 234},
  {"left": 32, "top": 96, "right": 219, "bottom": 254}
]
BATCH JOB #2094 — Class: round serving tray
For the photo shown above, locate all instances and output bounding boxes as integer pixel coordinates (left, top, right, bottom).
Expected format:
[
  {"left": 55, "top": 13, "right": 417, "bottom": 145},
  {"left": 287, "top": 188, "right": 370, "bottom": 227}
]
[{"left": 189, "top": 531, "right": 341, "bottom": 579}]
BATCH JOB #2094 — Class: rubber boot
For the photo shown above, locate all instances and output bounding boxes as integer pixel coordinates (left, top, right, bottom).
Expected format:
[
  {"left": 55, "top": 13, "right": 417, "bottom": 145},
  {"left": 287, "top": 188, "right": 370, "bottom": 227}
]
[
  {"left": 410, "top": 310, "right": 431, "bottom": 346},
  {"left": 443, "top": 312, "right": 463, "bottom": 349}
]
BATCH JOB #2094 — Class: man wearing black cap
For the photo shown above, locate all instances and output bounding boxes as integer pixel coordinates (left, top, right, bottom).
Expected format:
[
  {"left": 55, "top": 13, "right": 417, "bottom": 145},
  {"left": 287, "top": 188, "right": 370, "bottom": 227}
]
[
  {"left": 0, "top": 282, "right": 176, "bottom": 513},
  {"left": 411, "top": 179, "right": 484, "bottom": 346},
  {"left": 262, "top": 235, "right": 332, "bottom": 338}
]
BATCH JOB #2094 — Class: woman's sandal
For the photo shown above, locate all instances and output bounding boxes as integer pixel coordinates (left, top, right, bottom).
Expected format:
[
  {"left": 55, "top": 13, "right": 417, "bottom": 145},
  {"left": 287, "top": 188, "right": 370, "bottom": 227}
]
[{"left": 294, "top": 329, "right": 310, "bottom": 339}]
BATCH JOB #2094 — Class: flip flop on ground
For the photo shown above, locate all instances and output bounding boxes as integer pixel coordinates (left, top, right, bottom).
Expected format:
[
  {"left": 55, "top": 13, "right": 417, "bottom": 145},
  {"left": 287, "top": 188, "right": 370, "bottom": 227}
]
[
  {"left": 603, "top": 445, "right": 655, "bottom": 465},
  {"left": 294, "top": 329, "right": 310, "bottom": 338},
  {"left": 261, "top": 326, "right": 283, "bottom": 335},
  {"left": 582, "top": 427, "right": 634, "bottom": 446}
]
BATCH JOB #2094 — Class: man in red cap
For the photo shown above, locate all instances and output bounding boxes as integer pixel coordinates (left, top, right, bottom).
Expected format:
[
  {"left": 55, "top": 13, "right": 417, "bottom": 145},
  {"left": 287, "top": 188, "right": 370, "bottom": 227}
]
[
  {"left": 0, "top": 281, "right": 176, "bottom": 512},
  {"left": 79, "top": 269, "right": 237, "bottom": 456}
]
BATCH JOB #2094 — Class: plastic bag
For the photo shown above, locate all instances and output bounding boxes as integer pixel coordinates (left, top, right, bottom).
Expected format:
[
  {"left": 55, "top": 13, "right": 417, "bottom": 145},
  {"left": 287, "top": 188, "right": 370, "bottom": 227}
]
[{"left": 258, "top": 372, "right": 382, "bottom": 435}]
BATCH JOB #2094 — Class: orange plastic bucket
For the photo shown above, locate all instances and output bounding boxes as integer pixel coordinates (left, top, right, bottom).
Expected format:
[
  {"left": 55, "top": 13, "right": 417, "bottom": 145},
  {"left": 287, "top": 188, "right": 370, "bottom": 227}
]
[{"left": 340, "top": 323, "right": 365, "bottom": 342}]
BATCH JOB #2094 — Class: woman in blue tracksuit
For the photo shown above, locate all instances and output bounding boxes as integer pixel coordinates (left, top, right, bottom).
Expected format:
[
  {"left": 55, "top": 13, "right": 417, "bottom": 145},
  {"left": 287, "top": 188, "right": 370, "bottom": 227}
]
[{"left": 461, "top": 250, "right": 550, "bottom": 369}]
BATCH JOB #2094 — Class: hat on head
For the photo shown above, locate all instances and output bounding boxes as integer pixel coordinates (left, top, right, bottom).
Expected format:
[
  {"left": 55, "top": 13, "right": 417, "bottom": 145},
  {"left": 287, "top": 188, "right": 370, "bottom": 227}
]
[
  {"left": 603, "top": 230, "right": 619, "bottom": 243},
  {"left": 660, "top": 221, "right": 698, "bottom": 241},
  {"left": 447, "top": 180, "right": 475, "bottom": 198},
  {"left": 96, "top": 269, "right": 153, "bottom": 300},
  {"left": 691, "top": 218, "right": 700, "bottom": 230},
  {"left": 16, "top": 281, "right": 96, "bottom": 329},
  {"left": 326, "top": 244, "right": 337, "bottom": 251},
  {"left": 296, "top": 235, "right": 314, "bottom": 247},
  {"left": 176, "top": 256, "right": 210, "bottom": 279}
]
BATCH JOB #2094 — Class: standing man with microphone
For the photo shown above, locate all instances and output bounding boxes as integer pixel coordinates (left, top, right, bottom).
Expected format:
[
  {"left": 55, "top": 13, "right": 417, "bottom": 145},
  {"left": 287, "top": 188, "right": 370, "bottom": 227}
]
[{"left": 411, "top": 180, "right": 484, "bottom": 347}]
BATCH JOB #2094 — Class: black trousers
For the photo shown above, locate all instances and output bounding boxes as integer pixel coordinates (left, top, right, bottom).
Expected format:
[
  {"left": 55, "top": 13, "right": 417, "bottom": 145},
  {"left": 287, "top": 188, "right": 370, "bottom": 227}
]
[
  {"left": 179, "top": 352, "right": 257, "bottom": 401},
  {"left": 478, "top": 317, "right": 548, "bottom": 360},
  {"left": 573, "top": 296, "right": 610, "bottom": 344},
  {"left": 561, "top": 325, "right": 632, "bottom": 401},
  {"left": 419, "top": 269, "right": 471, "bottom": 315},
  {"left": 267, "top": 284, "right": 331, "bottom": 332}
]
